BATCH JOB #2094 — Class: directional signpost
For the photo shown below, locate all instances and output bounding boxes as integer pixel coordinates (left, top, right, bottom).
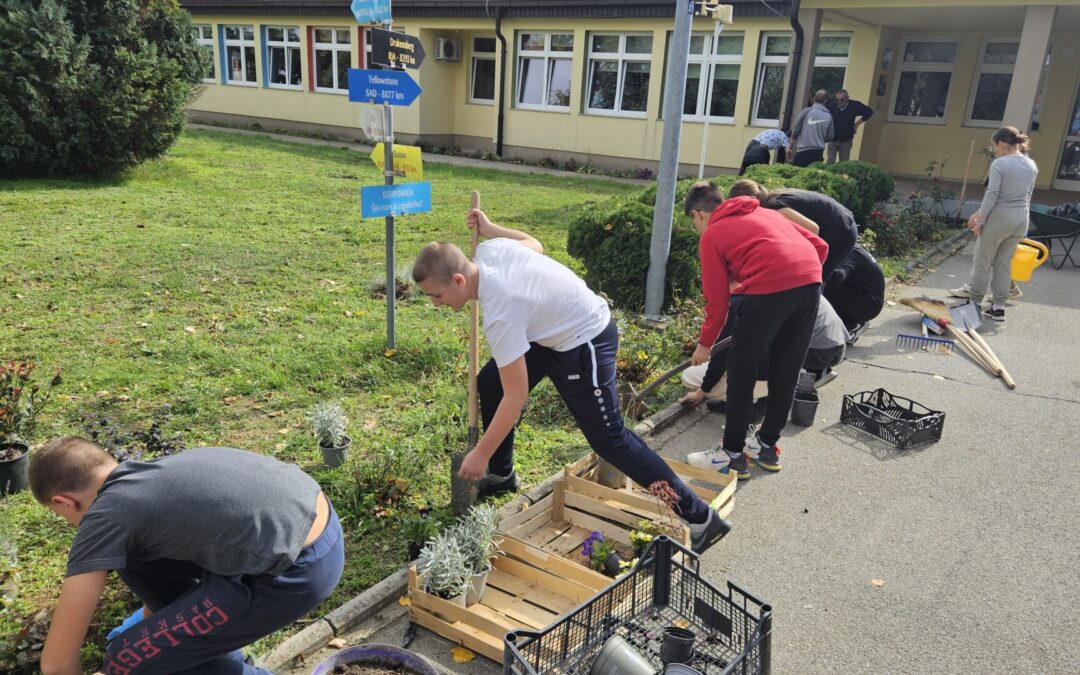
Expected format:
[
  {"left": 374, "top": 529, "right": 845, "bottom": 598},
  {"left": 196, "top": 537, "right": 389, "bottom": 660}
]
[
  {"left": 370, "top": 143, "right": 423, "bottom": 181},
  {"left": 347, "top": 68, "right": 422, "bottom": 106},
  {"left": 369, "top": 28, "right": 426, "bottom": 70},
  {"left": 360, "top": 182, "right": 431, "bottom": 219},
  {"left": 350, "top": 0, "right": 391, "bottom": 24}
]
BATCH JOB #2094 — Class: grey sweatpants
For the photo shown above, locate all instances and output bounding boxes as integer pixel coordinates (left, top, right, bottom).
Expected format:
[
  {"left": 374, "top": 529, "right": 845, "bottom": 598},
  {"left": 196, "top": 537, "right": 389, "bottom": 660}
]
[
  {"left": 827, "top": 140, "right": 852, "bottom": 163},
  {"left": 968, "top": 206, "right": 1028, "bottom": 305}
]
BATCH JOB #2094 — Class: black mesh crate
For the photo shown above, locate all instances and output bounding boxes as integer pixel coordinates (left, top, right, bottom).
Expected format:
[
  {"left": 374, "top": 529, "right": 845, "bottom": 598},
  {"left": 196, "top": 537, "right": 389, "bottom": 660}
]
[
  {"left": 503, "top": 537, "right": 772, "bottom": 675},
  {"left": 840, "top": 388, "right": 945, "bottom": 450}
]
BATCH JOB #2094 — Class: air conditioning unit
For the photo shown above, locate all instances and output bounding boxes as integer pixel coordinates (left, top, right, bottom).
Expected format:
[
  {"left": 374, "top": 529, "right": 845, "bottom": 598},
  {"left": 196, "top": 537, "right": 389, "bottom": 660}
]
[{"left": 434, "top": 37, "right": 461, "bottom": 62}]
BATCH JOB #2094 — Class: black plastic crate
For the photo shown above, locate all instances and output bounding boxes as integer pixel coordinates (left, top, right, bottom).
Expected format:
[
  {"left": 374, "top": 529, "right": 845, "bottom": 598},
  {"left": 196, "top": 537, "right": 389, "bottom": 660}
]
[
  {"left": 503, "top": 537, "right": 772, "bottom": 675},
  {"left": 840, "top": 388, "right": 945, "bottom": 450}
]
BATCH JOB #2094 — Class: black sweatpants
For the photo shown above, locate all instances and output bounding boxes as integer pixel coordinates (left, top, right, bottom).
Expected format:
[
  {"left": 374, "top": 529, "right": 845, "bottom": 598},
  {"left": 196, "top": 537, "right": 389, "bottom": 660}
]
[
  {"left": 824, "top": 282, "right": 883, "bottom": 329},
  {"left": 723, "top": 284, "right": 820, "bottom": 453},
  {"left": 792, "top": 147, "right": 824, "bottom": 167},
  {"left": 739, "top": 141, "right": 772, "bottom": 176},
  {"left": 479, "top": 318, "right": 711, "bottom": 524}
]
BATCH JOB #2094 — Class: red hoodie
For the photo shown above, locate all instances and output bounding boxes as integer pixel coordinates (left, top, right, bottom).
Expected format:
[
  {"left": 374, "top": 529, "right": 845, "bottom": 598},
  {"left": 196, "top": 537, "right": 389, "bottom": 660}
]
[{"left": 698, "top": 196, "right": 828, "bottom": 347}]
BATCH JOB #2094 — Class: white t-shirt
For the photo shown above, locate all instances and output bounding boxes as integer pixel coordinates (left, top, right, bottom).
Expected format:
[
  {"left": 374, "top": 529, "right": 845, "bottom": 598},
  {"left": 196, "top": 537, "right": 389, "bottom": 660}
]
[{"left": 475, "top": 238, "right": 611, "bottom": 367}]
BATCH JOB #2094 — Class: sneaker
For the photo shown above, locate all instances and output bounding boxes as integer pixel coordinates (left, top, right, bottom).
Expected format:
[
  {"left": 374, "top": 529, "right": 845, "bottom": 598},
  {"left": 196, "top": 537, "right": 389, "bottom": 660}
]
[
  {"left": 747, "top": 433, "right": 782, "bottom": 472},
  {"left": 814, "top": 368, "right": 839, "bottom": 388},
  {"left": 984, "top": 306, "right": 1005, "bottom": 322},
  {"left": 948, "top": 284, "right": 973, "bottom": 299},
  {"left": 1009, "top": 284, "right": 1023, "bottom": 300},
  {"left": 685, "top": 444, "right": 732, "bottom": 470},
  {"left": 689, "top": 509, "right": 733, "bottom": 555},
  {"left": 846, "top": 322, "right": 868, "bottom": 345},
  {"left": 721, "top": 452, "right": 751, "bottom": 480},
  {"left": 477, "top": 470, "right": 520, "bottom": 499}
]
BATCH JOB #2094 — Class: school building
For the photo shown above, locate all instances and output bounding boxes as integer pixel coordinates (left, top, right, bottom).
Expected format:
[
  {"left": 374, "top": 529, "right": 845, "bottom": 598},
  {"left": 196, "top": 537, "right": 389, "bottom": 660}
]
[{"left": 181, "top": 0, "right": 1080, "bottom": 192}]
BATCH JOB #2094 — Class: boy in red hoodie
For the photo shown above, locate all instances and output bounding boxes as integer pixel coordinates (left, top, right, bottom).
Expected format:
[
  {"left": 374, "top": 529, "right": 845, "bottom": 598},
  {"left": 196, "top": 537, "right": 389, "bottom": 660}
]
[{"left": 684, "top": 181, "right": 828, "bottom": 479}]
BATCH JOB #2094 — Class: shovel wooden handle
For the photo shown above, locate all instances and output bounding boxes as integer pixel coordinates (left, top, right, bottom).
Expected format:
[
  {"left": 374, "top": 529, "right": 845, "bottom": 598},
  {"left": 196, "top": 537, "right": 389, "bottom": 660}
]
[
  {"left": 467, "top": 191, "right": 481, "bottom": 443},
  {"left": 968, "top": 328, "right": 1016, "bottom": 389}
]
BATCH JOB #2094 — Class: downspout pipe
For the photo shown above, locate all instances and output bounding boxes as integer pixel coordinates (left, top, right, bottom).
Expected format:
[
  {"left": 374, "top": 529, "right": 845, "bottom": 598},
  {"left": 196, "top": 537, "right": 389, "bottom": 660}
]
[
  {"left": 494, "top": 6, "right": 507, "bottom": 157},
  {"left": 781, "top": 0, "right": 804, "bottom": 134}
]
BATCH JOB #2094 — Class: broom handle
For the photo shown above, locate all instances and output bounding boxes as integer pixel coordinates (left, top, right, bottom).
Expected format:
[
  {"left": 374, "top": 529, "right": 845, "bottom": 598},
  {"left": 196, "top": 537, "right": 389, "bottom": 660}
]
[
  {"left": 968, "top": 328, "right": 1017, "bottom": 389},
  {"left": 945, "top": 325, "right": 997, "bottom": 375},
  {"left": 957, "top": 140, "right": 976, "bottom": 216},
  {"left": 468, "top": 191, "right": 481, "bottom": 444}
]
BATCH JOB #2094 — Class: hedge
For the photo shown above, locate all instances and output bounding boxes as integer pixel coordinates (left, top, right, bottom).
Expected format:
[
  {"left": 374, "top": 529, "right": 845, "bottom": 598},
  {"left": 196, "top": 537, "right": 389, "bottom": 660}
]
[{"left": 810, "top": 160, "right": 896, "bottom": 222}]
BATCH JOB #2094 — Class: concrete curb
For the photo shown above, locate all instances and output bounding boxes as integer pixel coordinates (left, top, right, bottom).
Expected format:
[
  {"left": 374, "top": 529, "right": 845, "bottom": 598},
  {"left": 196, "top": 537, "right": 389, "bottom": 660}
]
[
  {"left": 257, "top": 400, "right": 686, "bottom": 671},
  {"left": 901, "top": 229, "right": 971, "bottom": 280}
]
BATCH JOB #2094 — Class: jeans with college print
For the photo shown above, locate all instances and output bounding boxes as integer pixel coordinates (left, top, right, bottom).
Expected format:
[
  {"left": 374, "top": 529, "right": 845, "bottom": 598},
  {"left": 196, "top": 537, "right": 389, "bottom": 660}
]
[
  {"left": 479, "top": 318, "right": 712, "bottom": 525},
  {"left": 102, "top": 503, "right": 344, "bottom": 674}
]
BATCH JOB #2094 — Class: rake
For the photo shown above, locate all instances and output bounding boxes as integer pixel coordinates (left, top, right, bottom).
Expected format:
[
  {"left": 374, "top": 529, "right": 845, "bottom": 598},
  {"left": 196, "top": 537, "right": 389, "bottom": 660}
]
[{"left": 895, "top": 334, "right": 955, "bottom": 353}]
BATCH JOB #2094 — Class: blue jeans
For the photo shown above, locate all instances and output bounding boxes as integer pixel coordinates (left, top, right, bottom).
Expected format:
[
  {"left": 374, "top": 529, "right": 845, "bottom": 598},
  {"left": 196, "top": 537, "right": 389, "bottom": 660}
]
[
  {"left": 479, "top": 318, "right": 711, "bottom": 524},
  {"left": 103, "top": 502, "right": 344, "bottom": 674}
]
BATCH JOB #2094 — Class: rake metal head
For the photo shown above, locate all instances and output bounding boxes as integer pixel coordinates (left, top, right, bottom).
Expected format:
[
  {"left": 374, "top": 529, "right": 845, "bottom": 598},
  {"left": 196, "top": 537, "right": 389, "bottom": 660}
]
[{"left": 896, "top": 334, "right": 955, "bottom": 353}]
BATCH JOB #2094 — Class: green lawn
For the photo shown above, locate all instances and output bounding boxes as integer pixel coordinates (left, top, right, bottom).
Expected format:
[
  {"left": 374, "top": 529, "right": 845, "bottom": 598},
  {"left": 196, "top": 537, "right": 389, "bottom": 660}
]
[{"left": 0, "top": 129, "right": 648, "bottom": 669}]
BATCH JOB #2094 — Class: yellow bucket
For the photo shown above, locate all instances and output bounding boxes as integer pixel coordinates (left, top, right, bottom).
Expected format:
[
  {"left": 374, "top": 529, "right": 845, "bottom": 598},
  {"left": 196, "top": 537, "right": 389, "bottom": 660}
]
[{"left": 1011, "top": 238, "right": 1049, "bottom": 282}]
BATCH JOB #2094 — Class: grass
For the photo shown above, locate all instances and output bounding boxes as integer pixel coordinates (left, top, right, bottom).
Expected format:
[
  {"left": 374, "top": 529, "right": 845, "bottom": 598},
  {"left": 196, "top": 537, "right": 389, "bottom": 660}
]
[{"left": 0, "top": 128, "right": 645, "bottom": 670}]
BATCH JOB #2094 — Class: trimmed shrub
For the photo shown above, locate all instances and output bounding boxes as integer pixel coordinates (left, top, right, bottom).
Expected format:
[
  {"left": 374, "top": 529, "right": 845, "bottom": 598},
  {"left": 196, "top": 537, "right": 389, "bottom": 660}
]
[
  {"left": 812, "top": 160, "right": 895, "bottom": 222},
  {"left": 0, "top": 0, "right": 211, "bottom": 178},
  {"left": 742, "top": 163, "right": 859, "bottom": 214},
  {"left": 567, "top": 200, "right": 699, "bottom": 312}
]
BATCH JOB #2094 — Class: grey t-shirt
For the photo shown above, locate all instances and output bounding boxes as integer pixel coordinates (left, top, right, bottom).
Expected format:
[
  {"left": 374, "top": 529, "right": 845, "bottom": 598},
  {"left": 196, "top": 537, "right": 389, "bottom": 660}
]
[
  {"left": 812, "top": 298, "right": 848, "bottom": 351},
  {"left": 66, "top": 447, "right": 321, "bottom": 578}
]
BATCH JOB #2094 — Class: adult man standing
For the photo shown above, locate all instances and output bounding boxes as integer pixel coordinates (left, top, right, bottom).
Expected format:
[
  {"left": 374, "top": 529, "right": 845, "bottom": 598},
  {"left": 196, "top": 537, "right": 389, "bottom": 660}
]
[
  {"left": 789, "top": 90, "right": 834, "bottom": 167},
  {"left": 738, "top": 128, "right": 789, "bottom": 176},
  {"left": 826, "top": 90, "right": 874, "bottom": 163}
]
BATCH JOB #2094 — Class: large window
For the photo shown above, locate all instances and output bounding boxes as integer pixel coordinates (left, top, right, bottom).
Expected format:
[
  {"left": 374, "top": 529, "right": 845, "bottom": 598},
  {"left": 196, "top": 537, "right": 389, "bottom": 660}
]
[
  {"left": 471, "top": 37, "right": 496, "bottom": 104},
  {"left": 890, "top": 39, "right": 958, "bottom": 122},
  {"left": 967, "top": 39, "right": 1018, "bottom": 126},
  {"left": 752, "top": 33, "right": 790, "bottom": 126},
  {"left": 516, "top": 32, "right": 573, "bottom": 111},
  {"left": 266, "top": 26, "right": 302, "bottom": 89},
  {"left": 194, "top": 24, "right": 215, "bottom": 82},
  {"left": 810, "top": 34, "right": 851, "bottom": 97},
  {"left": 684, "top": 32, "right": 743, "bottom": 122},
  {"left": 313, "top": 27, "right": 351, "bottom": 93},
  {"left": 223, "top": 25, "right": 257, "bottom": 85},
  {"left": 585, "top": 33, "right": 653, "bottom": 117}
]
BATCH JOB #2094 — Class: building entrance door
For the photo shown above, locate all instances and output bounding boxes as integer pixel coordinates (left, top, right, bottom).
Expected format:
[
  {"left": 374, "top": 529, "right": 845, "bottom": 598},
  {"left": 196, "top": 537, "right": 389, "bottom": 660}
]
[{"left": 1053, "top": 79, "right": 1080, "bottom": 190}]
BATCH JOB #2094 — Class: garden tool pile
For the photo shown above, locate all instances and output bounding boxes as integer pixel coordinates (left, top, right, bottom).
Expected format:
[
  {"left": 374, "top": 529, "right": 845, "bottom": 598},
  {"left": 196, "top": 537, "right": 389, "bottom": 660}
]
[{"left": 900, "top": 296, "right": 1015, "bottom": 389}]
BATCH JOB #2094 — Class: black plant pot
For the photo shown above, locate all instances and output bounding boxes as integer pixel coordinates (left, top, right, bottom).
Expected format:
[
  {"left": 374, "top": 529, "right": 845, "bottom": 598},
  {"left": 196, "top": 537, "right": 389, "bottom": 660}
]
[
  {"left": 0, "top": 441, "right": 30, "bottom": 497},
  {"left": 602, "top": 551, "right": 625, "bottom": 577},
  {"left": 660, "top": 626, "right": 696, "bottom": 665},
  {"left": 407, "top": 542, "right": 422, "bottom": 561}
]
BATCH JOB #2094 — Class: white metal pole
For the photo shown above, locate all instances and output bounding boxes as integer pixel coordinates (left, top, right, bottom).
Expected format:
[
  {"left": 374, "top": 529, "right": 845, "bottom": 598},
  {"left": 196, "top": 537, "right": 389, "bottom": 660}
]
[{"left": 697, "top": 20, "right": 725, "bottom": 179}]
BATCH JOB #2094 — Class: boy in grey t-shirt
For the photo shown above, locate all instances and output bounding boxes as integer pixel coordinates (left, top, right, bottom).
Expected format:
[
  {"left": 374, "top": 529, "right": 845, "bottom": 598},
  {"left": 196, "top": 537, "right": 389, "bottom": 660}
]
[{"left": 29, "top": 437, "right": 343, "bottom": 675}]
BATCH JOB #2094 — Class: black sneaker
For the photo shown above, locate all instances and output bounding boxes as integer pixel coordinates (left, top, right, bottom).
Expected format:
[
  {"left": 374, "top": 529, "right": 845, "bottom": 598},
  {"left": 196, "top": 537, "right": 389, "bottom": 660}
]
[
  {"left": 690, "top": 509, "right": 733, "bottom": 554},
  {"left": 747, "top": 434, "right": 782, "bottom": 472},
  {"left": 477, "top": 470, "right": 520, "bottom": 499},
  {"left": 984, "top": 306, "right": 1005, "bottom": 322},
  {"left": 719, "top": 452, "right": 751, "bottom": 480},
  {"left": 846, "top": 322, "right": 868, "bottom": 345}
]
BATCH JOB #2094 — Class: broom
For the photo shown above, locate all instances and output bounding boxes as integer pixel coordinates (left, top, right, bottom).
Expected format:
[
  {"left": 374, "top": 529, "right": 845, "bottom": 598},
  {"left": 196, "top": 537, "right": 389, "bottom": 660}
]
[
  {"left": 450, "top": 191, "right": 482, "bottom": 516},
  {"left": 900, "top": 296, "right": 998, "bottom": 376}
]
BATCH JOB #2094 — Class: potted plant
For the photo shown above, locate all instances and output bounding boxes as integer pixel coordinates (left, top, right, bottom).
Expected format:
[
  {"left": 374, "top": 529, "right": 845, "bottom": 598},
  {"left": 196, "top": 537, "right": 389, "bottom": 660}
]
[
  {"left": 402, "top": 506, "right": 440, "bottom": 561},
  {"left": 628, "top": 520, "right": 667, "bottom": 557},
  {"left": 0, "top": 361, "right": 61, "bottom": 496},
  {"left": 416, "top": 530, "right": 470, "bottom": 607},
  {"left": 581, "top": 531, "right": 624, "bottom": 577},
  {"left": 456, "top": 503, "right": 501, "bottom": 606},
  {"left": 308, "top": 401, "right": 351, "bottom": 468}
]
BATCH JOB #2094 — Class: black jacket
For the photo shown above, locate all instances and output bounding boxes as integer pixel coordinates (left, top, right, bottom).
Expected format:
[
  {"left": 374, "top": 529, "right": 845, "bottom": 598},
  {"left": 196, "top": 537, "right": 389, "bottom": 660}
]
[{"left": 826, "top": 100, "right": 874, "bottom": 142}]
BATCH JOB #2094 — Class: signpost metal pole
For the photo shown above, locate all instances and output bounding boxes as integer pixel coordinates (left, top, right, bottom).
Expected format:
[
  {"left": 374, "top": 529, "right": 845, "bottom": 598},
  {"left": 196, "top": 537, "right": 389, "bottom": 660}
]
[{"left": 383, "top": 99, "right": 396, "bottom": 349}]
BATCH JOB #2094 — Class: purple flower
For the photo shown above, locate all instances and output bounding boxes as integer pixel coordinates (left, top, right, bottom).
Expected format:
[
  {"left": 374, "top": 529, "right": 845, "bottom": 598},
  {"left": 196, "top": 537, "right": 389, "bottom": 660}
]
[{"left": 581, "top": 531, "right": 604, "bottom": 560}]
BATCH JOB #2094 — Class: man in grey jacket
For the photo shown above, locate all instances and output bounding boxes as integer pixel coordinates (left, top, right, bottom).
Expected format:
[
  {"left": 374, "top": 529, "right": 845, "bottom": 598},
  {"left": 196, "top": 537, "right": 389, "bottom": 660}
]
[{"left": 790, "top": 90, "right": 834, "bottom": 167}]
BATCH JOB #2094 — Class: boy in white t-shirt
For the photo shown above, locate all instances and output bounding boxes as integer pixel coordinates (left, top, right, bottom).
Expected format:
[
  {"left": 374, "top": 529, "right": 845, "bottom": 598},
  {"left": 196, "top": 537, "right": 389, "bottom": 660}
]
[{"left": 412, "top": 209, "right": 731, "bottom": 554}]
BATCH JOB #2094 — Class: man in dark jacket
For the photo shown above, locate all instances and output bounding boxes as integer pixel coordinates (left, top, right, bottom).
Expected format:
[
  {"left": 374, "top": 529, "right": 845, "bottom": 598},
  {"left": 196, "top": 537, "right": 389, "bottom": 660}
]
[{"left": 826, "top": 90, "right": 874, "bottom": 163}]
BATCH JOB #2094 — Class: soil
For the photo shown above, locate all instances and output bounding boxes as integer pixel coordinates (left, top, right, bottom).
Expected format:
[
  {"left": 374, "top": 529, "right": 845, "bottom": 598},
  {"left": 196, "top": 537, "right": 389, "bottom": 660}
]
[
  {"left": 333, "top": 662, "right": 422, "bottom": 675},
  {"left": 0, "top": 445, "right": 27, "bottom": 461}
]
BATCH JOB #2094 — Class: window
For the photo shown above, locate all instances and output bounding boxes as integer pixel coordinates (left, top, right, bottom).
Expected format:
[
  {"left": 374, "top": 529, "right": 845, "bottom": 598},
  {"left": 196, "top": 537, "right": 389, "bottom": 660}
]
[
  {"left": 752, "top": 33, "right": 790, "bottom": 126},
  {"left": 810, "top": 34, "right": 851, "bottom": 97},
  {"left": 684, "top": 32, "right": 743, "bottom": 122},
  {"left": 471, "top": 37, "right": 496, "bottom": 104},
  {"left": 223, "top": 25, "right": 257, "bottom": 85},
  {"left": 516, "top": 32, "right": 573, "bottom": 111},
  {"left": 266, "top": 26, "right": 302, "bottom": 89},
  {"left": 967, "top": 39, "right": 1019, "bottom": 126},
  {"left": 586, "top": 33, "right": 653, "bottom": 116},
  {"left": 313, "top": 27, "right": 351, "bottom": 93},
  {"left": 890, "top": 39, "right": 958, "bottom": 122},
  {"left": 194, "top": 24, "right": 215, "bottom": 82}
]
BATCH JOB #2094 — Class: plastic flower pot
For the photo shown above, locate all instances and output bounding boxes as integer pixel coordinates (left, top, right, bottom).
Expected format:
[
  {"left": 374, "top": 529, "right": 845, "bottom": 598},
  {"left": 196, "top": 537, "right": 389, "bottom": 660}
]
[
  {"left": 319, "top": 434, "right": 351, "bottom": 468},
  {"left": 590, "top": 635, "right": 655, "bottom": 675},
  {"left": 466, "top": 567, "right": 490, "bottom": 606},
  {"left": 660, "top": 626, "right": 696, "bottom": 665},
  {"left": 789, "top": 390, "right": 819, "bottom": 427},
  {"left": 311, "top": 643, "right": 439, "bottom": 675},
  {"left": 0, "top": 441, "right": 30, "bottom": 497},
  {"left": 596, "top": 457, "right": 627, "bottom": 489},
  {"left": 602, "top": 551, "right": 625, "bottom": 577},
  {"left": 663, "top": 664, "right": 705, "bottom": 674}
]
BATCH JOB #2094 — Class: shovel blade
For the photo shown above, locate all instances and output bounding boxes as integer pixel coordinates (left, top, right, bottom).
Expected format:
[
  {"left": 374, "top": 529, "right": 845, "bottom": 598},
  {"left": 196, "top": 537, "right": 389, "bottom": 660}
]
[{"left": 949, "top": 300, "right": 982, "bottom": 330}]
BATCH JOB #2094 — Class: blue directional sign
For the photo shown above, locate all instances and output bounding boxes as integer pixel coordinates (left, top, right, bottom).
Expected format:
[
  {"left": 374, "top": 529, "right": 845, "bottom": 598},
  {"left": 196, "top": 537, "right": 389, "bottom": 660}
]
[
  {"left": 361, "top": 182, "right": 432, "bottom": 219},
  {"left": 348, "top": 68, "right": 422, "bottom": 107},
  {"left": 351, "top": 0, "right": 391, "bottom": 24}
]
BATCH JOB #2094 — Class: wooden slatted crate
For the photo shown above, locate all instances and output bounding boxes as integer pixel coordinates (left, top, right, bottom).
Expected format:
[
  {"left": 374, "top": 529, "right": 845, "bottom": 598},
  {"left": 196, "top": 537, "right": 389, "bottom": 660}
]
[{"left": 407, "top": 535, "right": 611, "bottom": 663}]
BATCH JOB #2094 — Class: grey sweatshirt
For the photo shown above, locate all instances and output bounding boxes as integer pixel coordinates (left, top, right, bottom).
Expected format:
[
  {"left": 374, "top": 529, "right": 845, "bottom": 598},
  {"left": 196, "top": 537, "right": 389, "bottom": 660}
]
[
  {"left": 979, "top": 153, "right": 1038, "bottom": 217},
  {"left": 791, "top": 103, "right": 834, "bottom": 151}
]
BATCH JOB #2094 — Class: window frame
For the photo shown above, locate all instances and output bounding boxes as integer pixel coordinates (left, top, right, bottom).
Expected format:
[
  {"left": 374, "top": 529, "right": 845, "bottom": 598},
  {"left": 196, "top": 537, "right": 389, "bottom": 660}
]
[
  {"left": 194, "top": 24, "right": 216, "bottom": 83},
  {"left": 222, "top": 24, "right": 258, "bottom": 87},
  {"left": 312, "top": 26, "right": 352, "bottom": 95},
  {"left": 965, "top": 37, "right": 1019, "bottom": 127},
  {"left": 683, "top": 31, "right": 743, "bottom": 124},
  {"left": 751, "top": 32, "right": 792, "bottom": 127},
  {"left": 515, "top": 31, "right": 574, "bottom": 113},
  {"left": 810, "top": 32, "right": 851, "bottom": 96},
  {"left": 887, "top": 37, "right": 959, "bottom": 125},
  {"left": 583, "top": 32, "right": 654, "bottom": 118},
  {"left": 470, "top": 36, "right": 497, "bottom": 105},
  {"left": 264, "top": 25, "right": 303, "bottom": 90}
]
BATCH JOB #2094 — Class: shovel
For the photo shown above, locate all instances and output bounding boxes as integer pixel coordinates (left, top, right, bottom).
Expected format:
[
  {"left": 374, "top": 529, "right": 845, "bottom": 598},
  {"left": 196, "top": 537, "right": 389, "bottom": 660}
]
[
  {"left": 451, "top": 191, "right": 482, "bottom": 516},
  {"left": 949, "top": 299, "right": 1016, "bottom": 389}
]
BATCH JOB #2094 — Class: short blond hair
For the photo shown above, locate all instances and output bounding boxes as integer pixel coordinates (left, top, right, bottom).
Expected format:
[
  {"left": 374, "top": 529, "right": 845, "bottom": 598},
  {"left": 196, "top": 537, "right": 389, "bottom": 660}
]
[
  {"left": 412, "top": 242, "right": 470, "bottom": 285},
  {"left": 29, "top": 437, "right": 115, "bottom": 503}
]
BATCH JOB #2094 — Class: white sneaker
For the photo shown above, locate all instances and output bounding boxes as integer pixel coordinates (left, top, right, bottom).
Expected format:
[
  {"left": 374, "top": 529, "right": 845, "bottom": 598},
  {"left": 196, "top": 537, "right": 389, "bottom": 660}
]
[
  {"left": 686, "top": 444, "right": 735, "bottom": 471},
  {"left": 948, "top": 284, "right": 972, "bottom": 299}
]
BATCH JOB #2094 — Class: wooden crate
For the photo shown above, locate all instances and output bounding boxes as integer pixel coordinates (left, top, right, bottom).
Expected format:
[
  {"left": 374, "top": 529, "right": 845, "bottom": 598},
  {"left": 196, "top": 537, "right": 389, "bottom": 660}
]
[
  {"left": 408, "top": 535, "right": 610, "bottom": 663},
  {"left": 579, "top": 453, "right": 737, "bottom": 521}
]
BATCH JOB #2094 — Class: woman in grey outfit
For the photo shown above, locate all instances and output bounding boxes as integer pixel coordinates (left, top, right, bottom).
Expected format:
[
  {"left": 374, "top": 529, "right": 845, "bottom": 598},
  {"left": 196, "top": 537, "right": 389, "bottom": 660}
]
[{"left": 955, "top": 126, "right": 1038, "bottom": 322}]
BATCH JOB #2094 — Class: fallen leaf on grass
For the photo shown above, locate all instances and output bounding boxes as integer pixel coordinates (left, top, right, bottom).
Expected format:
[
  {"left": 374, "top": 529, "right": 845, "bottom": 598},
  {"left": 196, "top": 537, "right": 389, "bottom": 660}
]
[
  {"left": 870, "top": 578, "right": 885, "bottom": 588},
  {"left": 398, "top": 595, "right": 411, "bottom": 607},
  {"left": 223, "top": 396, "right": 240, "bottom": 405},
  {"left": 363, "top": 419, "right": 377, "bottom": 430},
  {"left": 451, "top": 647, "right": 475, "bottom": 663},
  {"left": 384, "top": 349, "right": 397, "bottom": 357},
  {"left": 278, "top": 428, "right": 290, "bottom": 435},
  {"left": 184, "top": 326, "right": 197, "bottom": 334},
  {"left": 267, "top": 410, "right": 284, "bottom": 418}
]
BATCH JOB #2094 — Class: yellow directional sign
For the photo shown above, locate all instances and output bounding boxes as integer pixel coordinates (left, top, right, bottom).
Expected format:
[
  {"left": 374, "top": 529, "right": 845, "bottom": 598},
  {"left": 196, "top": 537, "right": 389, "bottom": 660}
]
[{"left": 371, "top": 143, "right": 423, "bottom": 181}]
